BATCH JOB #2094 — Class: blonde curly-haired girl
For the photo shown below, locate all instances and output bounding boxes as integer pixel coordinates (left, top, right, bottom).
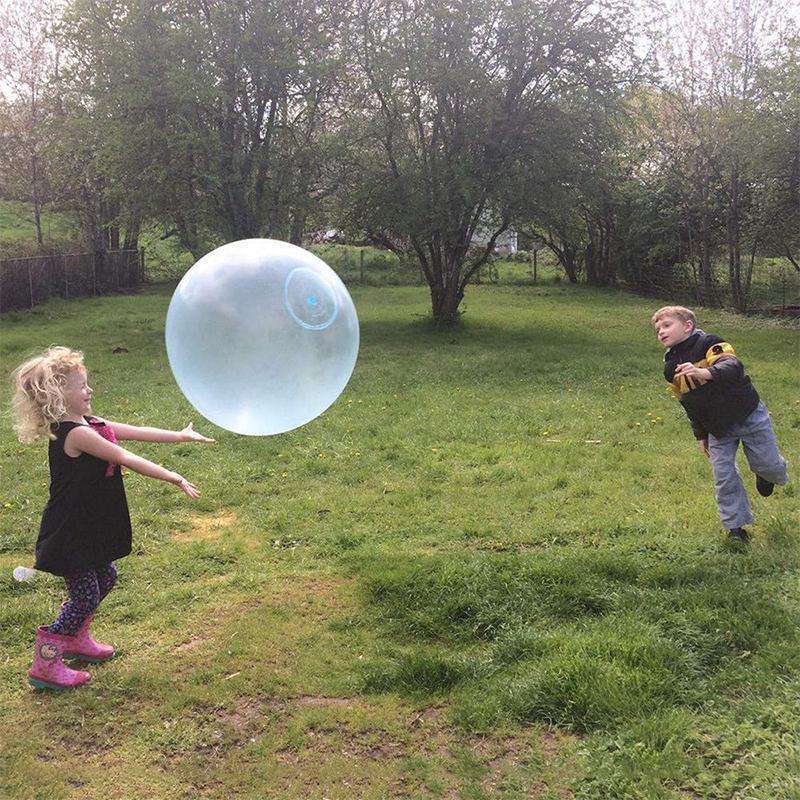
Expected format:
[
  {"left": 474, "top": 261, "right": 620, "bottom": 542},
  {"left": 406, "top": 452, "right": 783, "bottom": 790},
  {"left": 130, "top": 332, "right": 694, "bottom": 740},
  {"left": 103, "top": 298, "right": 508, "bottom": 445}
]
[{"left": 12, "top": 346, "right": 214, "bottom": 690}]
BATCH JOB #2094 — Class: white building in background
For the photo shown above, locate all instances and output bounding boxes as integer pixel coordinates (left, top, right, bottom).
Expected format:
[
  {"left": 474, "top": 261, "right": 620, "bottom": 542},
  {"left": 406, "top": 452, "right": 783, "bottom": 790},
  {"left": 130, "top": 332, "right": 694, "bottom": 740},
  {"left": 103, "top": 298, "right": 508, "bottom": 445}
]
[
  {"left": 309, "top": 223, "right": 518, "bottom": 255},
  {"left": 470, "top": 226, "right": 518, "bottom": 256}
]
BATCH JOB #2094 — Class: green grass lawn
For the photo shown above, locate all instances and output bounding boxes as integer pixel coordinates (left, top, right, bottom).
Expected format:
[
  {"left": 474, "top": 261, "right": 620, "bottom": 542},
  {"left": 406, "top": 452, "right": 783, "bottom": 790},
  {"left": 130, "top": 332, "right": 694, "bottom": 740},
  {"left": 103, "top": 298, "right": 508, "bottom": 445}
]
[{"left": 1, "top": 283, "right": 798, "bottom": 799}]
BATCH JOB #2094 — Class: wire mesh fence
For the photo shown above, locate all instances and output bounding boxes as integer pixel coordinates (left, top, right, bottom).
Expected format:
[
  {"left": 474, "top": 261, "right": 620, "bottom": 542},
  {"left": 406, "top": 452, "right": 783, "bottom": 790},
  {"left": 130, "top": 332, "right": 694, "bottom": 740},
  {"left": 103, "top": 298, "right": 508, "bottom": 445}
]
[
  {"left": 2, "top": 243, "right": 796, "bottom": 320},
  {"left": 617, "top": 259, "right": 800, "bottom": 316},
  {"left": 0, "top": 250, "right": 144, "bottom": 313}
]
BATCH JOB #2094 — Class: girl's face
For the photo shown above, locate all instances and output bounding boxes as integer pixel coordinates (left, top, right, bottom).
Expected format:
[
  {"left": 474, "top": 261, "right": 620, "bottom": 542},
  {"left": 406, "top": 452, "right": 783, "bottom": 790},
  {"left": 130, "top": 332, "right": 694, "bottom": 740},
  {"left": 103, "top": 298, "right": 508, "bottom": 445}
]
[{"left": 63, "top": 368, "right": 93, "bottom": 418}]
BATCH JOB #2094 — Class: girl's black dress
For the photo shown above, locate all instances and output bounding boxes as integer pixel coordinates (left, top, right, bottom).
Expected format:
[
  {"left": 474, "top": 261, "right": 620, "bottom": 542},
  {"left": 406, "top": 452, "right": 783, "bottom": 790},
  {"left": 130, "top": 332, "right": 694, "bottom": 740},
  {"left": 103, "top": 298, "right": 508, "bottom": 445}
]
[{"left": 35, "top": 418, "right": 132, "bottom": 576}]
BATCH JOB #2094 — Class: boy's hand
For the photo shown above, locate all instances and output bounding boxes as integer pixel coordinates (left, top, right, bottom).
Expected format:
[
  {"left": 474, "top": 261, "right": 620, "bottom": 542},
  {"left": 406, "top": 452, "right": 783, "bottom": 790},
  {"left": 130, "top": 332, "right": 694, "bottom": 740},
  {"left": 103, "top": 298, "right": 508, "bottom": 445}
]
[
  {"left": 697, "top": 438, "right": 710, "bottom": 458},
  {"left": 675, "top": 363, "right": 712, "bottom": 382},
  {"left": 180, "top": 423, "right": 215, "bottom": 443}
]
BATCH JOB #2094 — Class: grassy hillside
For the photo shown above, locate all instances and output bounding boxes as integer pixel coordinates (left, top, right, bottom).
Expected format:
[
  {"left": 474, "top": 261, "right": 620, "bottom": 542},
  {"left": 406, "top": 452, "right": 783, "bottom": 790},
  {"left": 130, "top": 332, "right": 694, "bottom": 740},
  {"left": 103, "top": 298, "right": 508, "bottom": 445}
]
[
  {"left": 1, "top": 283, "right": 798, "bottom": 799},
  {"left": 0, "top": 199, "right": 80, "bottom": 247}
]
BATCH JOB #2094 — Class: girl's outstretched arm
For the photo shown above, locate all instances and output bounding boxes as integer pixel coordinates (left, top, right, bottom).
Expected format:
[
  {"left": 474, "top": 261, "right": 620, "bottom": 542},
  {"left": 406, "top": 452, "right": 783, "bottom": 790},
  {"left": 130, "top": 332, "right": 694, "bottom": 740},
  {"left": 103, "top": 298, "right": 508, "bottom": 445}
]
[
  {"left": 65, "top": 426, "right": 201, "bottom": 498},
  {"left": 105, "top": 421, "right": 214, "bottom": 444}
]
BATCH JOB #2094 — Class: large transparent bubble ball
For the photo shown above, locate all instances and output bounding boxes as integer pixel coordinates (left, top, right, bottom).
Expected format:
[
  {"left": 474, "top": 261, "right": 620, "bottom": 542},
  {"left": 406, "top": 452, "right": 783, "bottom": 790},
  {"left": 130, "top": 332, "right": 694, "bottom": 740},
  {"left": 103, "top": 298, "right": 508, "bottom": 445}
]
[{"left": 165, "top": 239, "right": 359, "bottom": 435}]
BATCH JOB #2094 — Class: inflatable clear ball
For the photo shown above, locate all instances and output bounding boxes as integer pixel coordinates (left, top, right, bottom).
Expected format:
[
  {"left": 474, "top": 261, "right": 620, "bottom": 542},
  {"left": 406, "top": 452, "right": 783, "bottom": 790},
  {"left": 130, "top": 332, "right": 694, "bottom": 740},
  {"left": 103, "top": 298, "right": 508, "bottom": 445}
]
[{"left": 165, "top": 239, "right": 359, "bottom": 435}]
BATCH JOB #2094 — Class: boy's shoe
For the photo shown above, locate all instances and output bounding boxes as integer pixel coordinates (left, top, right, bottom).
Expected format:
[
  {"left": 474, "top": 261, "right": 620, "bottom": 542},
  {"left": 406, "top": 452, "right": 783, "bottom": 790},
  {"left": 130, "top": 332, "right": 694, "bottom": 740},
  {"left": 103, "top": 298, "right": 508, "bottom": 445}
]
[
  {"left": 756, "top": 475, "right": 775, "bottom": 497},
  {"left": 727, "top": 527, "right": 751, "bottom": 545}
]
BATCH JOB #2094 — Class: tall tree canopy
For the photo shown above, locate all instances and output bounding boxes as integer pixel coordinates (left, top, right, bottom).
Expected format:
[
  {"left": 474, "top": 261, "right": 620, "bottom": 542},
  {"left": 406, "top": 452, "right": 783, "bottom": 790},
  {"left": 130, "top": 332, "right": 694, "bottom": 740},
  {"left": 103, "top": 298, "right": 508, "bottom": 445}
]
[
  {"left": 57, "top": 0, "right": 351, "bottom": 256},
  {"left": 0, "top": 0, "right": 64, "bottom": 246},
  {"left": 344, "top": 0, "right": 634, "bottom": 323},
  {"left": 2, "top": 0, "right": 797, "bottom": 319}
]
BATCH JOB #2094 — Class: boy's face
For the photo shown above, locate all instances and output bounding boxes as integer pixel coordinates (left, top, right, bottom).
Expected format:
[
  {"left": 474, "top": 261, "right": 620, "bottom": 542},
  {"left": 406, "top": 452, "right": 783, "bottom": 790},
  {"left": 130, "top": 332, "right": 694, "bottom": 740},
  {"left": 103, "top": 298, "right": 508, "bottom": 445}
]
[{"left": 654, "top": 315, "right": 694, "bottom": 348}]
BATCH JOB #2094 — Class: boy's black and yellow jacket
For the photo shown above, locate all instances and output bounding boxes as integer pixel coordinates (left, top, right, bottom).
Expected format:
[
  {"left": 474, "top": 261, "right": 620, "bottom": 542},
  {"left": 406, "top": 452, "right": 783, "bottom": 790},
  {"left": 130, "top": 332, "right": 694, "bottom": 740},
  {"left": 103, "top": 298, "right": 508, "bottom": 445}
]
[{"left": 663, "top": 329, "right": 760, "bottom": 440}]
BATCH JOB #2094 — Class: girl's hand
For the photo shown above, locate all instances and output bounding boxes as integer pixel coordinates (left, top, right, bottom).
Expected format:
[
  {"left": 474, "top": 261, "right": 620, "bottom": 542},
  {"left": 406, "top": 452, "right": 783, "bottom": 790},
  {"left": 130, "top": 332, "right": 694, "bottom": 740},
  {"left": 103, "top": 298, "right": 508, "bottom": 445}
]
[
  {"left": 697, "top": 438, "right": 710, "bottom": 458},
  {"left": 173, "top": 473, "right": 201, "bottom": 498},
  {"left": 180, "top": 423, "right": 215, "bottom": 443}
]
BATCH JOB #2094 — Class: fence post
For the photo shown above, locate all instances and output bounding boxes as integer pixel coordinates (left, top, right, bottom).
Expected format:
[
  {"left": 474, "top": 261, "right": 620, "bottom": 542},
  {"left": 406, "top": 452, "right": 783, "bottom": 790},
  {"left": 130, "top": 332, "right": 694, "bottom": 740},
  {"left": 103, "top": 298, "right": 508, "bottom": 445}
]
[
  {"left": 359, "top": 249, "right": 365, "bottom": 284},
  {"left": 91, "top": 252, "right": 97, "bottom": 296},
  {"left": 64, "top": 255, "right": 69, "bottom": 299},
  {"left": 28, "top": 263, "right": 34, "bottom": 309},
  {"left": 139, "top": 248, "right": 145, "bottom": 283}
]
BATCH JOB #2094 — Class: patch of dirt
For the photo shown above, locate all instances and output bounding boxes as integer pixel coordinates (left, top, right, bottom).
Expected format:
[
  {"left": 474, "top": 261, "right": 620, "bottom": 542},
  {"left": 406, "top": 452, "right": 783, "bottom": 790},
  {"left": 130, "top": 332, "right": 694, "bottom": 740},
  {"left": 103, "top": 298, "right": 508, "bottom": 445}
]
[
  {"left": 35, "top": 745, "right": 58, "bottom": 762},
  {"left": 408, "top": 704, "right": 454, "bottom": 759},
  {"left": 168, "top": 573, "right": 353, "bottom": 677},
  {"left": 409, "top": 704, "right": 447, "bottom": 727},
  {"left": 172, "top": 511, "right": 237, "bottom": 542},
  {"left": 276, "top": 721, "right": 406, "bottom": 764},
  {"left": 472, "top": 730, "right": 574, "bottom": 798},
  {"left": 170, "top": 592, "right": 264, "bottom": 660},
  {"left": 276, "top": 575, "right": 356, "bottom": 613},
  {"left": 196, "top": 693, "right": 377, "bottom": 762},
  {"left": 56, "top": 731, "right": 114, "bottom": 759},
  {"left": 216, "top": 697, "right": 268, "bottom": 734},
  {"left": 197, "top": 697, "right": 577, "bottom": 799},
  {"left": 215, "top": 694, "right": 365, "bottom": 733},
  {"left": 173, "top": 634, "right": 205, "bottom": 654},
  {"left": 539, "top": 730, "right": 564, "bottom": 758},
  {"left": 293, "top": 694, "right": 364, "bottom": 708}
]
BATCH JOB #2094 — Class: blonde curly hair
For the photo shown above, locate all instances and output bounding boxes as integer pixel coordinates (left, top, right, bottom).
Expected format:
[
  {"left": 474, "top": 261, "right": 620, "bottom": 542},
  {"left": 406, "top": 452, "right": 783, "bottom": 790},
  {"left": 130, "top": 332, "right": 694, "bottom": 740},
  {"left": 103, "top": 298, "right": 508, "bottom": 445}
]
[{"left": 12, "top": 346, "right": 86, "bottom": 443}]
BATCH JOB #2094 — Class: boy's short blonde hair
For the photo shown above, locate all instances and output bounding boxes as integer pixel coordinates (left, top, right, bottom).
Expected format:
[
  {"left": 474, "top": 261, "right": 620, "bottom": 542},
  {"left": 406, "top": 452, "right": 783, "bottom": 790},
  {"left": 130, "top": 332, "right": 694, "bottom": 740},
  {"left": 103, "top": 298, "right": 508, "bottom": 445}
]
[
  {"left": 11, "top": 346, "right": 85, "bottom": 443},
  {"left": 650, "top": 305, "right": 697, "bottom": 328}
]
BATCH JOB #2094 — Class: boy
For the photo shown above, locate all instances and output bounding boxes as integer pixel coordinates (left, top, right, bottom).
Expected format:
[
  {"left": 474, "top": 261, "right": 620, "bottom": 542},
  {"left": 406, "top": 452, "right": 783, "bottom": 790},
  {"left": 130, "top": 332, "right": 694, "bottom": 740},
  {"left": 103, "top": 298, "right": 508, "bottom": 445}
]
[{"left": 652, "top": 305, "right": 789, "bottom": 544}]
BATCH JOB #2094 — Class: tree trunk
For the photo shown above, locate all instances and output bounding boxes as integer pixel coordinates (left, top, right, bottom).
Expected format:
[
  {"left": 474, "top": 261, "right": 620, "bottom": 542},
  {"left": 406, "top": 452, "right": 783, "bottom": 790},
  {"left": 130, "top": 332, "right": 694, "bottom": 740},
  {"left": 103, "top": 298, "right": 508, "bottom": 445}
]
[
  {"left": 123, "top": 215, "right": 141, "bottom": 251},
  {"left": 31, "top": 154, "right": 44, "bottom": 248},
  {"left": 698, "top": 167, "right": 716, "bottom": 305},
  {"left": 33, "top": 196, "right": 44, "bottom": 248},
  {"left": 727, "top": 170, "right": 746, "bottom": 311},
  {"left": 585, "top": 217, "right": 614, "bottom": 287},
  {"left": 430, "top": 282, "right": 463, "bottom": 326},
  {"left": 585, "top": 235, "right": 598, "bottom": 285},
  {"left": 543, "top": 232, "right": 580, "bottom": 283},
  {"left": 175, "top": 213, "right": 200, "bottom": 259},
  {"left": 562, "top": 248, "right": 580, "bottom": 283},
  {"left": 289, "top": 212, "right": 305, "bottom": 245},
  {"left": 699, "top": 216, "right": 714, "bottom": 305}
]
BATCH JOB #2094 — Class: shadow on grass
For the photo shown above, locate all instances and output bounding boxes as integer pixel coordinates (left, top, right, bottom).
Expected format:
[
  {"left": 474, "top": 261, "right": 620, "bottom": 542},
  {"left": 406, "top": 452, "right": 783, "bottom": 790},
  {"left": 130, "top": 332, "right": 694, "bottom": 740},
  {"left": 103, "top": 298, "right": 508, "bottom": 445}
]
[
  {"left": 358, "top": 313, "right": 600, "bottom": 348},
  {"left": 356, "top": 314, "right": 649, "bottom": 394}
]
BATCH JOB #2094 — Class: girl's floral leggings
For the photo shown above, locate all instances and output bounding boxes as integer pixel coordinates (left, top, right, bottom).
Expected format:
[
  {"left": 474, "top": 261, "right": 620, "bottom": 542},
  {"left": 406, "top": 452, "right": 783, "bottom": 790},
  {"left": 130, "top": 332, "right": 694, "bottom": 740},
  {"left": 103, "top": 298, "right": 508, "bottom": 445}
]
[{"left": 48, "top": 563, "right": 118, "bottom": 636}]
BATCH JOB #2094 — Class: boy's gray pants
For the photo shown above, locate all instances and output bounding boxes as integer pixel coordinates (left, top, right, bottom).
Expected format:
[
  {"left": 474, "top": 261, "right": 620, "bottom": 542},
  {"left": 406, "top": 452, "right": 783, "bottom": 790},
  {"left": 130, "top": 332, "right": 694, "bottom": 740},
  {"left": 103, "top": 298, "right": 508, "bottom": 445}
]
[{"left": 708, "top": 401, "right": 789, "bottom": 530}]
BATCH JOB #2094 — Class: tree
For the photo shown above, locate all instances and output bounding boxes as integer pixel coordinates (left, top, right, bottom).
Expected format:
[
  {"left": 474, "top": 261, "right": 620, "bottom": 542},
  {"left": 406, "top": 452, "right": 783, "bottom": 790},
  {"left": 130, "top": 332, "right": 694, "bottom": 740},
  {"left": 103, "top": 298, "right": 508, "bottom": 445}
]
[
  {"left": 650, "top": 0, "right": 798, "bottom": 309},
  {"left": 749, "top": 36, "right": 800, "bottom": 272},
  {"left": 523, "top": 88, "right": 636, "bottom": 288},
  {"left": 56, "top": 0, "right": 351, "bottom": 257},
  {"left": 347, "top": 0, "right": 633, "bottom": 324},
  {"left": 0, "top": 0, "right": 65, "bottom": 247}
]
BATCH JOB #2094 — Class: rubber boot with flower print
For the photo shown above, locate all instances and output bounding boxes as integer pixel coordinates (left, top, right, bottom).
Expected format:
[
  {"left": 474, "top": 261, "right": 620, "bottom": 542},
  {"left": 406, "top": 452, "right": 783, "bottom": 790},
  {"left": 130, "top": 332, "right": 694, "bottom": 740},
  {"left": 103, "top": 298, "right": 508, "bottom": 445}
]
[
  {"left": 59, "top": 606, "right": 116, "bottom": 663},
  {"left": 28, "top": 626, "right": 91, "bottom": 690}
]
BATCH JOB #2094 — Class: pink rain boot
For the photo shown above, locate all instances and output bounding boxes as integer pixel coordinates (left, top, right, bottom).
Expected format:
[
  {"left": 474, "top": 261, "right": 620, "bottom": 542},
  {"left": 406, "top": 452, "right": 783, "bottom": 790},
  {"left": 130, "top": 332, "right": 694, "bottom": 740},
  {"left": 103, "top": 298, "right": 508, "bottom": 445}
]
[
  {"left": 28, "top": 626, "right": 91, "bottom": 690},
  {"left": 61, "top": 610, "right": 116, "bottom": 663}
]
